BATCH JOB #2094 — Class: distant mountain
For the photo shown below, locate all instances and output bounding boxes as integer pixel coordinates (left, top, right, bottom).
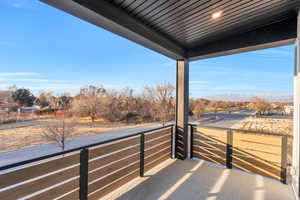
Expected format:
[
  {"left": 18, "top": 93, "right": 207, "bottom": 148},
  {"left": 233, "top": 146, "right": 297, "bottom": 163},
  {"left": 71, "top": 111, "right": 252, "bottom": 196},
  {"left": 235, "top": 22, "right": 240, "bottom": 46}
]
[{"left": 204, "top": 93, "right": 293, "bottom": 102}]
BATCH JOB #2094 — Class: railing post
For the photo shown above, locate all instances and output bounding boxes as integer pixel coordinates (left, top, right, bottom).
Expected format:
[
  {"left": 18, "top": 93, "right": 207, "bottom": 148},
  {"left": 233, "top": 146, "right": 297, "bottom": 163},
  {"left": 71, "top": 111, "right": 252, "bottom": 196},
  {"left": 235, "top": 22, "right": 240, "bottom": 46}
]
[
  {"left": 171, "top": 125, "right": 174, "bottom": 158},
  {"left": 226, "top": 129, "right": 233, "bottom": 169},
  {"left": 281, "top": 135, "right": 288, "bottom": 184},
  {"left": 175, "top": 124, "right": 178, "bottom": 158},
  {"left": 80, "top": 148, "right": 89, "bottom": 200},
  {"left": 140, "top": 133, "right": 145, "bottom": 177},
  {"left": 190, "top": 125, "right": 194, "bottom": 159},
  {"left": 175, "top": 60, "right": 189, "bottom": 160}
]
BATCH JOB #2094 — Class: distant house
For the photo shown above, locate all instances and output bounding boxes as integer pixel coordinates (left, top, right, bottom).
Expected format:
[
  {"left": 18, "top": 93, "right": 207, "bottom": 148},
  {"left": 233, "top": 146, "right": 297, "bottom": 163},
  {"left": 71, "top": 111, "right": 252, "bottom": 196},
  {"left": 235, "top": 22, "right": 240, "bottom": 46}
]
[
  {"left": 284, "top": 105, "right": 293, "bottom": 115},
  {"left": 18, "top": 106, "right": 40, "bottom": 114},
  {"left": 0, "top": 102, "right": 20, "bottom": 113}
]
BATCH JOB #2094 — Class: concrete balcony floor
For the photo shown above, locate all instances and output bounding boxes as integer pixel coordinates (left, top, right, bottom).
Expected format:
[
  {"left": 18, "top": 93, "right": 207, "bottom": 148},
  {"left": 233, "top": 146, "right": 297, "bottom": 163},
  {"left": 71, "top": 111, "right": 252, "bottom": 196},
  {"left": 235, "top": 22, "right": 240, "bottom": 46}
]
[{"left": 104, "top": 159, "right": 295, "bottom": 200}]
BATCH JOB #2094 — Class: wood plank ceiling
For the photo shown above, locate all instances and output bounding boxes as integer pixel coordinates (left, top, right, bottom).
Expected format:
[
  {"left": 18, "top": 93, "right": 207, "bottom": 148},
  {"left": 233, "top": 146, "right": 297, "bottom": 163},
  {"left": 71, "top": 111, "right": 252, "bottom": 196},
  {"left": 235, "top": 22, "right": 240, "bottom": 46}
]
[
  {"left": 106, "top": 0, "right": 298, "bottom": 47},
  {"left": 42, "top": 0, "right": 300, "bottom": 60}
]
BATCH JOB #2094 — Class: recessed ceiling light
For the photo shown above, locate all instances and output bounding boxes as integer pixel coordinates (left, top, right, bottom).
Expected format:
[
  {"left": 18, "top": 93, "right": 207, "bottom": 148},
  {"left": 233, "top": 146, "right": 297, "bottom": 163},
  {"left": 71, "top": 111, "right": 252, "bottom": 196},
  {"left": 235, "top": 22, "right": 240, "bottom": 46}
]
[{"left": 212, "top": 11, "right": 222, "bottom": 19}]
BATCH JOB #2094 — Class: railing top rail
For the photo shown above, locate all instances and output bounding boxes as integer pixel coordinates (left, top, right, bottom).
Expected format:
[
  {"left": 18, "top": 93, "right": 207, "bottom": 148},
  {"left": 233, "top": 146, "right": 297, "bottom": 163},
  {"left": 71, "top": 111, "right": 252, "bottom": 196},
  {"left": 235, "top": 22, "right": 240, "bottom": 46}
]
[
  {"left": 189, "top": 124, "right": 292, "bottom": 138},
  {"left": 0, "top": 124, "right": 174, "bottom": 171}
]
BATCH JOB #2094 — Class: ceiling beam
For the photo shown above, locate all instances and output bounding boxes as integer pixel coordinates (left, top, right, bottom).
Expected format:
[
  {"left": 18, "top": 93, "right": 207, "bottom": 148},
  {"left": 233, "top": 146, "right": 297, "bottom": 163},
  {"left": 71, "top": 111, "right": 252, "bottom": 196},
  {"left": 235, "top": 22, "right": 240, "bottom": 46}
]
[
  {"left": 187, "top": 17, "right": 297, "bottom": 61},
  {"left": 40, "top": 0, "right": 186, "bottom": 60}
]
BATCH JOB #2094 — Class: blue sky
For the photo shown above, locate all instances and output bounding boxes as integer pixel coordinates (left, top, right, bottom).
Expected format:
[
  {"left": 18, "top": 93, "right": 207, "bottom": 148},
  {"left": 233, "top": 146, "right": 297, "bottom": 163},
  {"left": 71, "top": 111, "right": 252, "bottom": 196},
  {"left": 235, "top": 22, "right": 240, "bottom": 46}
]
[{"left": 0, "top": 0, "right": 295, "bottom": 98}]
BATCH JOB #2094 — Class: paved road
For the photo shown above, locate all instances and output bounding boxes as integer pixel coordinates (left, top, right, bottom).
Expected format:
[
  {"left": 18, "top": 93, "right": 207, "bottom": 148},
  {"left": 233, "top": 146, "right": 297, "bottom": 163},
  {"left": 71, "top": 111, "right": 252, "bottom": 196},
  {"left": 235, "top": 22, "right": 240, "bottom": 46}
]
[
  {"left": 0, "top": 123, "right": 164, "bottom": 167},
  {"left": 199, "top": 110, "right": 255, "bottom": 129},
  {"left": 198, "top": 110, "right": 292, "bottom": 129}
]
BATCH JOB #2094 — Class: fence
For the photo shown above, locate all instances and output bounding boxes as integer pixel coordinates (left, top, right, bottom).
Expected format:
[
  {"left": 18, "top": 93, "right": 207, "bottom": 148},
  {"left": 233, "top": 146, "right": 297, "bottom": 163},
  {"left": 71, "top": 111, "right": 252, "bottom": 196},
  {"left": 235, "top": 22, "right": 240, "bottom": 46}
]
[
  {"left": 0, "top": 125, "right": 173, "bottom": 200},
  {"left": 190, "top": 125, "right": 291, "bottom": 183},
  {"left": 0, "top": 110, "right": 70, "bottom": 124}
]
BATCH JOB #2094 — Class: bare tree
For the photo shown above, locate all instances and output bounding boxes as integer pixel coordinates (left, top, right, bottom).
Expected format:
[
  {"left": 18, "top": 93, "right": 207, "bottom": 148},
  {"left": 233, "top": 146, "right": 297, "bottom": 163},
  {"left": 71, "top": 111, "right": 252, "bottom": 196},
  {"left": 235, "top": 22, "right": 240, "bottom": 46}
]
[
  {"left": 144, "top": 83, "right": 175, "bottom": 126},
  {"left": 104, "top": 90, "right": 123, "bottom": 121},
  {"left": 192, "top": 99, "right": 206, "bottom": 118},
  {"left": 135, "top": 94, "right": 153, "bottom": 122},
  {"left": 104, "top": 87, "right": 137, "bottom": 122},
  {"left": 248, "top": 97, "right": 272, "bottom": 115},
  {"left": 36, "top": 92, "right": 56, "bottom": 108},
  {"left": 0, "top": 91, "right": 12, "bottom": 102},
  {"left": 208, "top": 101, "right": 219, "bottom": 113},
  {"left": 0, "top": 85, "right": 16, "bottom": 102},
  {"left": 57, "top": 93, "right": 72, "bottom": 110},
  {"left": 42, "top": 117, "right": 77, "bottom": 151},
  {"left": 274, "top": 102, "right": 286, "bottom": 115},
  {"left": 71, "top": 85, "right": 106, "bottom": 122}
]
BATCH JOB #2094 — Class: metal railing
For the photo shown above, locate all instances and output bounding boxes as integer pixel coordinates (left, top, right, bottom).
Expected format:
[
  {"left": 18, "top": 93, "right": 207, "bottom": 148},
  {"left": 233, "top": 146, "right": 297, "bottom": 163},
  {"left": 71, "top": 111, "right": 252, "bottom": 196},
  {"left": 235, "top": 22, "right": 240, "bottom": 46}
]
[
  {"left": 0, "top": 125, "right": 174, "bottom": 171},
  {"left": 0, "top": 124, "right": 174, "bottom": 200},
  {"left": 189, "top": 124, "right": 291, "bottom": 184}
]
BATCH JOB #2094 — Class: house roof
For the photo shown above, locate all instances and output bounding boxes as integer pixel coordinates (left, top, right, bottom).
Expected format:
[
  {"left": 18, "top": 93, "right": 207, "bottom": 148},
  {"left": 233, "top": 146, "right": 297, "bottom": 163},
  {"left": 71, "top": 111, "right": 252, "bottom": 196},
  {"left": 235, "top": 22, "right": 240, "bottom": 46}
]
[
  {"left": 41, "top": 0, "right": 299, "bottom": 61},
  {"left": 0, "top": 102, "right": 20, "bottom": 109}
]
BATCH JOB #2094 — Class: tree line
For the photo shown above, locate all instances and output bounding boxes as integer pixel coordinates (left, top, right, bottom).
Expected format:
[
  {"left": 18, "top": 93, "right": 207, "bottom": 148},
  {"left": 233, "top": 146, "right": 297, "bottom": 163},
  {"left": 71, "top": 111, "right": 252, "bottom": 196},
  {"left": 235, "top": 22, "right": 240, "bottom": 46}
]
[
  {"left": 1, "top": 84, "right": 291, "bottom": 124},
  {"left": 4, "top": 83, "right": 176, "bottom": 124}
]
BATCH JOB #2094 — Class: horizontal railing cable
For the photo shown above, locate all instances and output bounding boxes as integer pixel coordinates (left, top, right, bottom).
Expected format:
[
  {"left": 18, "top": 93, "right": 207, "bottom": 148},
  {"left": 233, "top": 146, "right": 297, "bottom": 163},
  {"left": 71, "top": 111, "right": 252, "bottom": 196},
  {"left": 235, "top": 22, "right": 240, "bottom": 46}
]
[{"left": 0, "top": 124, "right": 174, "bottom": 171}]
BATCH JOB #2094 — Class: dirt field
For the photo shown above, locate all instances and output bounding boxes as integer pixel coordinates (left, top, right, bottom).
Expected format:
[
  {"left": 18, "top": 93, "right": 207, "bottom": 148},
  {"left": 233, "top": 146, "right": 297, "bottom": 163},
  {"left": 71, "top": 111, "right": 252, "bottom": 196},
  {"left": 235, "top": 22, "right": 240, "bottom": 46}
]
[
  {"left": 0, "top": 117, "right": 151, "bottom": 152},
  {"left": 239, "top": 116, "right": 293, "bottom": 135},
  {"left": 238, "top": 116, "right": 293, "bottom": 181}
]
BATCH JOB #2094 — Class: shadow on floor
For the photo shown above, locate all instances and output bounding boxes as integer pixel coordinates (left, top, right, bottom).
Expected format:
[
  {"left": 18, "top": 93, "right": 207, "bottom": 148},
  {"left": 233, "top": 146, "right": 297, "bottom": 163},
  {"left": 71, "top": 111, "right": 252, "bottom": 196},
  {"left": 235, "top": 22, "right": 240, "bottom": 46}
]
[{"left": 116, "top": 160, "right": 294, "bottom": 200}]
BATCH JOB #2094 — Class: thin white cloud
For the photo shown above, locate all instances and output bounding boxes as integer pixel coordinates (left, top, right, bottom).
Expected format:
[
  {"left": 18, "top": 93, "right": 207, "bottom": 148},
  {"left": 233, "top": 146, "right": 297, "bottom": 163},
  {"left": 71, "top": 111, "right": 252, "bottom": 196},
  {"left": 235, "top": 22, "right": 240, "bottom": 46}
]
[
  {"left": 103, "top": 84, "right": 130, "bottom": 90},
  {"left": 162, "top": 61, "right": 176, "bottom": 67},
  {"left": 0, "top": 83, "right": 79, "bottom": 92},
  {"left": 254, "top": 49, "right": 292, "bottom": 58},
  {"left": 203, "top": 93, "right": 292, "bottom": 102},
  {"left": 4, "top": 0, "right": 27, "bottom": 8},
  {"left": 0, "top": 78, "right": 65, "bottom": 83},
  {"left": 29, "top": 84, "right": 80, "bottom": 90},
  {"left": 0, "top": 82, "right": 142, "bottom": 95},
  {"left": 12, "top": 2, "right": 24, "bottom": 8},
  {"left": 29, "top": 83, "right": 141, "bottom": 95},
  {"left": 16, "top": 84, "right": 78, "bottom": 95},
  {"left": 0, "top": 72, "right": 38, "bottom": 77},
  {"left": 0, "top": 84, "right": 11, "bottom": 89}
]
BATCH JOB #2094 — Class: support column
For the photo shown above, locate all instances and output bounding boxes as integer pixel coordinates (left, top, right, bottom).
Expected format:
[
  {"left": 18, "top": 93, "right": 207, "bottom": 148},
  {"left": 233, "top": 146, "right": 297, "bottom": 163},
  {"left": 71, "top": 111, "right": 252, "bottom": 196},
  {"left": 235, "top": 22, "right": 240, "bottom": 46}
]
[
  {"left": 293, "top": 9, "right": 300, "bottom": 198},
  {"left": 175, "top": 59, "right": 189, "bottom": 159}
]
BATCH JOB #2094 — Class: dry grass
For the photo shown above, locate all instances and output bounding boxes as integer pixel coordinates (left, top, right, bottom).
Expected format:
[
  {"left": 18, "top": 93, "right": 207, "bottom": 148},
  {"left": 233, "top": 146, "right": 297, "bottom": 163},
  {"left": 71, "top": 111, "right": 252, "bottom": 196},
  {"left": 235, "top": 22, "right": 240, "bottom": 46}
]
[
  {"left": 238, "top": 116, "right": 293, "bottom": 181},
  {"left": 0, "top": 117, "right": 151, "bottom": 152},
  {"left": 239, "top": 117, "right": 292, "bottom": 135}
]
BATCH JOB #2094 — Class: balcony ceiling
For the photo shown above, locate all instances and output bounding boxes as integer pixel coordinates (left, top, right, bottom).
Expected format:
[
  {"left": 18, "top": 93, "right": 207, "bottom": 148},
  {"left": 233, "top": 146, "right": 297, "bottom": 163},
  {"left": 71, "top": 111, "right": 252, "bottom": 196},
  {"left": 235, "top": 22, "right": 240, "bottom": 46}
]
[{"left": 41, "top": 0, "right": 300, "bottom": 61}]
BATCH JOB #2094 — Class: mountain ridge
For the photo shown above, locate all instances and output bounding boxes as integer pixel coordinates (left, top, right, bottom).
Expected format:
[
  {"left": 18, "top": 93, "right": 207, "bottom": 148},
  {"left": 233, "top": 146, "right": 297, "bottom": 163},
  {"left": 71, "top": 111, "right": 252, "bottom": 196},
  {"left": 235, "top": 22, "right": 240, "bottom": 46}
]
[{"left": 204, "top": 93, "right": 293, "bottom": 102}]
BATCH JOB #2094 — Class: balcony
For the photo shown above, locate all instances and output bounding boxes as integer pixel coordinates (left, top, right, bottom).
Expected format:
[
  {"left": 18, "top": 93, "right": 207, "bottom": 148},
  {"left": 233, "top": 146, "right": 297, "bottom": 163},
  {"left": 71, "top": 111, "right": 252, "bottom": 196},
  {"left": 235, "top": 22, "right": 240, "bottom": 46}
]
[
  {"left": 2, "top": 0, "right": 299, "bottom": 199},
  {"left": 111, "top": 160, "right": 294, "bottom": 200},
  {"left": 0, "top": 125, "right": 294, "bottom": 200}
]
